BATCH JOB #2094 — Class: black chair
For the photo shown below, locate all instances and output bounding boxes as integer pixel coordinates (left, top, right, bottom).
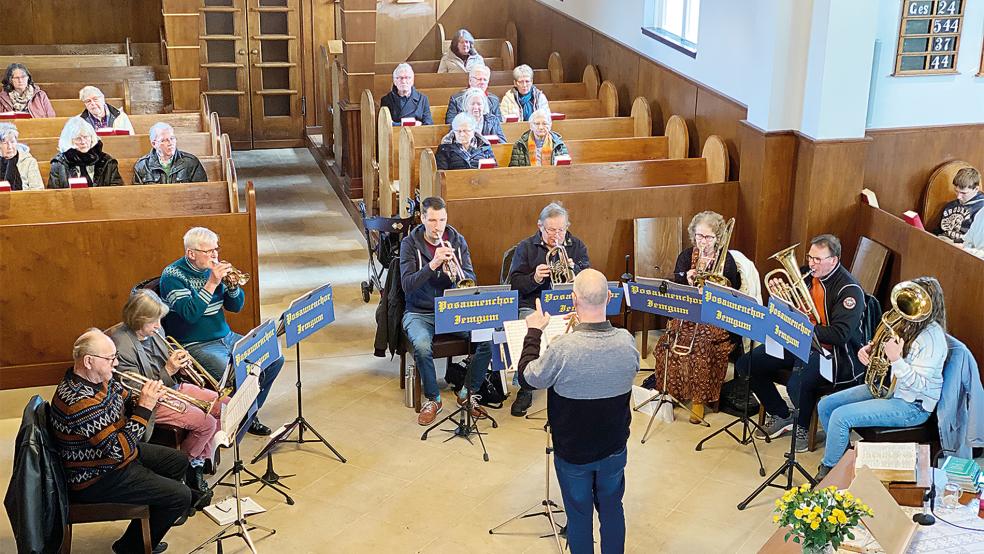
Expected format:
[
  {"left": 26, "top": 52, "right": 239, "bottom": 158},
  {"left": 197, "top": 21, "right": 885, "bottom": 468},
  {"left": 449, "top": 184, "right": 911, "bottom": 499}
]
[
  {"left": 399, "top": 332, "right": 471, "bottom": 413},
  {"left": 499, "top": 245, "right": 517, "bottom": 286},
  {"left": 855, "top": 412, "right": 941, "bottom": 461}
]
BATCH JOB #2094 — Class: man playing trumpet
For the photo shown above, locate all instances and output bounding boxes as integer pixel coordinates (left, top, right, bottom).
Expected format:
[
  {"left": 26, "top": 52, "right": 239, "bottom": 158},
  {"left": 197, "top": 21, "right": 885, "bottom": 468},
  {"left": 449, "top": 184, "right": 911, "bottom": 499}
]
[{"left": 160, "top": 227, "right": 284, "bottom": 436}]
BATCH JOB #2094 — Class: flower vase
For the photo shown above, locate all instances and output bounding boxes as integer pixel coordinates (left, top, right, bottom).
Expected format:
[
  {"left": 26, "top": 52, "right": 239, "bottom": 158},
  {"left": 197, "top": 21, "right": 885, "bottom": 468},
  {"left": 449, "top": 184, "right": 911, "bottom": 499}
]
[{"left": 802, "top": 543, "right": 834, "bottom": 554}]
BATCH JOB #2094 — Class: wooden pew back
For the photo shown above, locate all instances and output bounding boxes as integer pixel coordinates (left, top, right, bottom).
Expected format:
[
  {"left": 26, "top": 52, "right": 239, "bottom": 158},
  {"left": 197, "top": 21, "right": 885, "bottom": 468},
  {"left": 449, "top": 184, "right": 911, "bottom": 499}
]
[
  {"left": 429, "top": 96, "right": 614, "bottom": 125},
  {"left": 0, "top": 54, "right": 129, "bottom": 68},
  {"left": 375, "top": 58, "right": 504, "bottom": 74},
  {"left": 49, "top": 97, "right": 127, "bottom": 117},
  {"left": 0, "top": 43, "right": 161, "bottom": 65},
  {"left": 372, "top": 68, "right": 553, "bottom": 98},
  {"left": 23, "top": 132, "right": 215, "bottom": 161},
  {"left": 38, "top": 81, "right": 125, "bottom": 99},
  {"left": 29, "top": 66, "right": 168, "bottom": 83},
  {"left": 14, "top": 113, "right": 208, "bottom": 139},
  {"left": 36, "top": 157, "right": 224, "bottom": 186}
]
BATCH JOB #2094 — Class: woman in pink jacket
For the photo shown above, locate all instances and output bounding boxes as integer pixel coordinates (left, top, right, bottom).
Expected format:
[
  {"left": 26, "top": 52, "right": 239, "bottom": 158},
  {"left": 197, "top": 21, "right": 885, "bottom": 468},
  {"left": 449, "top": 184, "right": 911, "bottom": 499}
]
[{"left": 0, "top": 63, "right": 56, "bottom": 118}]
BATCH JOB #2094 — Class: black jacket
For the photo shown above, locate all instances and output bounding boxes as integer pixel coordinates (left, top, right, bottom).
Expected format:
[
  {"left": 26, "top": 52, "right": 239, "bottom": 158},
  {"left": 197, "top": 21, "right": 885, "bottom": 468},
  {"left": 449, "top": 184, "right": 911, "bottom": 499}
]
[
  {"left": 400, "top": 223, "right": 477, "bottom": 313},
  {"left": 47, "top": 143, "right": 122, "bottom": 188},
  {"left": 380, "top": 86, "right": 434, "bottom": 126},
  {"left": 374, "top": 256, "right": 405, "bottom": 357},
  {"left": 435, "top": 133, "right": 495, "bottom": 170},
  {"left": 133, "top": 149, "right": 208, "bottom": 184},
  {"left": 935, "top": 192, "right": 984, "bottom": 243},
  {"left": 509, "top": 231, "right": 591, "bottom": 309},
  {"left": 805, "top": 263, "right": 866, "bottom": 385},
  {"left": 4, "top": 395, "right": 69, "bottom": 554}
]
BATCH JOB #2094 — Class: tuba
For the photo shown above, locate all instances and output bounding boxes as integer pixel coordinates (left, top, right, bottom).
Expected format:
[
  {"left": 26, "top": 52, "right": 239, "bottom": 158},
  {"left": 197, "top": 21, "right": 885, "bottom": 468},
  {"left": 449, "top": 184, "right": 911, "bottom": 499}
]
[
  {"left": 764, "top": 244, "right": 822, "bottom": 323},
  {"left": 113, "top": 370, "right": 213, "bottom": 413},
  {"left": 546, "top": 238, "right": 575, "bottom": 287},
  {"left": 439, "top": 238, "right": 475, "bottom": 288},
  {"left": 865, "top": 281, "right": 933, "bottom": 398}
]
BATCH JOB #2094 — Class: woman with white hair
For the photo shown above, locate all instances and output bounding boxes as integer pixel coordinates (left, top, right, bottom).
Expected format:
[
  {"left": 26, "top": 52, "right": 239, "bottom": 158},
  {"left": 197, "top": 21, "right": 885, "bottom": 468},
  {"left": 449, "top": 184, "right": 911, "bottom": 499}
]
[
  {"left": 78, "top": 85, "right": 135, "bottom": 134},
  {"left": 509, "top": 109, "right": 568, "bottom": 167},
  {"left": 47, "top": 117, "right": 123, "bottom": 188},
  {"left": 0, "top": 122, "right": 43, "bottom": 190},
  {"left": 438, "top": 28, "right": 484, "bottom": 73},
  {"left": 500, "top": 64, "right": 550, "bottom": 122},
  {"left": 461, "top": 87, "right": 505, "bottom": 142},
  {"left": 435, "top": 112, "right": 496, "bottom": 170}
]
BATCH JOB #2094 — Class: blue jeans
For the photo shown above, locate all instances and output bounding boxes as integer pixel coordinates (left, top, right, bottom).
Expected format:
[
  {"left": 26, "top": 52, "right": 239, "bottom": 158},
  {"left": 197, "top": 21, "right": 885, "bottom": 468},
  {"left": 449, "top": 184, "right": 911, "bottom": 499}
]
[
  {"left": 402, "top": 312, "right": 492, "bottom": 401},
  {"left": 186, "top": 332, "right": 284, "bottom": 411},
  {"left": 817, "top": 384, "right": 930, "bottom": 467},
  {"left": 554, "top": 448, "right": 627, "bottom": 554}
]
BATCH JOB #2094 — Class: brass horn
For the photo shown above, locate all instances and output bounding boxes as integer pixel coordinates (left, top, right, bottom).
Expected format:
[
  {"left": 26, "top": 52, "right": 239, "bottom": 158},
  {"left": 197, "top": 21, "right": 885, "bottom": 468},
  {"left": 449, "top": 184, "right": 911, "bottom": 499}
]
[
  {"left": 221, "top": 262, "right": 250, "bottom": 288},
  {"left": 865, "top": 281, "right": 933, "bottom": 398},
  {"left": 165, "top": 336, "right": 221, "bottom": 392},
  {"left": 763, "top": 243, "right": 822, "bottom": 323},
  {"left": 546, "top": 238, "right": 575, "bottom": 287},
  {"left": 113, "top": 370, "right": 213, "bottom": 414},
  {"left": 439, "top": 238, "right": 475, "bottom": 288},
  {"left": 671, "top": 218, "right": 735, "bottom": 356}
]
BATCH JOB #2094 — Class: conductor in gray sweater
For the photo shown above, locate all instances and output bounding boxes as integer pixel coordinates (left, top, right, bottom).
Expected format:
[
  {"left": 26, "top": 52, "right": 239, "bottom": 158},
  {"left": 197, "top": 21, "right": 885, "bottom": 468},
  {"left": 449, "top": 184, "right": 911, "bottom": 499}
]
[{"left": 517, "top": 268, "right": 639, "bottom": 554}]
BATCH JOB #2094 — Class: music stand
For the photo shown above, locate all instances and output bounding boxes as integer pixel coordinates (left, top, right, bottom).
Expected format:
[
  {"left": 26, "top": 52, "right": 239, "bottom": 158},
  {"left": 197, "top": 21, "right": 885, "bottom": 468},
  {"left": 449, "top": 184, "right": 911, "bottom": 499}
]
[
  {"left": 192, "top": 368, "right": 276, "bottom": 553},
  {"left": 489, "top": 423, "right": 566, "bottom": 552}
]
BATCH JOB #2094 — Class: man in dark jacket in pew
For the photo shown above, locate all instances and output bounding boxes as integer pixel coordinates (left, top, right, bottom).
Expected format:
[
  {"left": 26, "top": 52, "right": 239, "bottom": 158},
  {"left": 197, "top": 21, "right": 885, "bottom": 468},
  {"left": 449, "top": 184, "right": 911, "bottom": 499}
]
[
  {"left": 380, "top": 63, "right": 433, "bottom": 126},
  {"left": 445, "top": 64, "right": 503, "bottom": 124},
  {"left": 133, "top": 123, "right": 207, "bottom": 185}
]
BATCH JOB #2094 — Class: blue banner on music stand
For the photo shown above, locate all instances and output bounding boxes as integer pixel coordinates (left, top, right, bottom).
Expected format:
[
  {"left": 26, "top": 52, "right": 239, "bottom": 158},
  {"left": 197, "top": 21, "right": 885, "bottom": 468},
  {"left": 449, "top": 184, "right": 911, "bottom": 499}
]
[
  {"left": 539, "top": 282, "right": 623, "bottom": 317},
  {"left": 606, "top": 284, "right": 624, "bottom": 317},
  {"left": 699, "top": 282, "right": 768, "bottom": 342},
  {"left": 282, "top": 283, "right": 335, "bottom": 347},
  {"left": 623, "top": 280, "right": 702, "bottom": 322},
  {"left": 434, "top": 290, "right": 519, "bottom": 334},
  {"left": 232, "top": 319, "right": 282, "bottom": 375},
  {"left": 766, "top": 297, "right": 815, "bottom": 363}
]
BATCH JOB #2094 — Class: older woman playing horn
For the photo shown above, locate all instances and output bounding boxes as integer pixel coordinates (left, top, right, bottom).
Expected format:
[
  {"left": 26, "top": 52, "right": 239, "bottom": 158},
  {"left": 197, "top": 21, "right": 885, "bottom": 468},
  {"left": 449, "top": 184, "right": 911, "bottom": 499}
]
[{"left": 508, "top": 109, "right": 567, "bottom": 167}]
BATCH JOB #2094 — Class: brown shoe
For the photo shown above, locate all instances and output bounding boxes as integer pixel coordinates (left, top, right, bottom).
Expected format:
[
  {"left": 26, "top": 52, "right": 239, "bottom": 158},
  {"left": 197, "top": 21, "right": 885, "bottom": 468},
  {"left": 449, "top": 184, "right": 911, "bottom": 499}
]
[
  {"left": 689, "top": 402, "right": 705, "bottom": 425},
  {"left": 456, "top": 393, "right": 489, "bottom": 419},
  {"left": 417, "top": 400, "right": 443, "bottom": 426}
]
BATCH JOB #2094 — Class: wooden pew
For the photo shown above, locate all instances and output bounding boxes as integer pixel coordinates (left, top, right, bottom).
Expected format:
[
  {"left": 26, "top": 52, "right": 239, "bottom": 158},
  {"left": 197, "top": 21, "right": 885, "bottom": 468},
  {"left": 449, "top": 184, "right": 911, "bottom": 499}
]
[
  {"left": 14, "top": 112, "right": 212, "bottom": 139},
  {"left": 0, "top": 42, "right": 161, "bottom": 65},
  {"left": 0, "top": 54, "right": 129, "bottom": 69},
  {"left": 30, "top": 66, "right": 169, "bottom": 83},
  {"left": 37, "top": 157, "right": 223, "bottom": 186},
  {"left": 429, "top": 96, "right": 611, "bottom": 125},
  {"left": 23, "top": 132, "right": 216, "bottom": 161},
  {"left": 37, "top": 81, "right": 126, "bottom": 100},
  {"left": 0, "top": 182, "right": 261, "bottom": 389},
  {"left": 435, "top": 21, "right": 519, "bottom": 63},
  {"left": 49, "top": 97, "right": 127, "bottom": 117},
  {"left": 375, "top": 57, "right": 506, "bottom": 74}
]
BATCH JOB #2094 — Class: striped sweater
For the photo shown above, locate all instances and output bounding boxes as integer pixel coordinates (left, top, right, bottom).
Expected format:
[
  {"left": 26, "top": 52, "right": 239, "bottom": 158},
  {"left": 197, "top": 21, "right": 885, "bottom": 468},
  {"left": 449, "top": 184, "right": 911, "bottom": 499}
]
[
  {"left": 160, "top": 256, "right": 245, "bottom": 344},
  {"left": 49, "top": 370, "right": 152, "bottom": 490}
]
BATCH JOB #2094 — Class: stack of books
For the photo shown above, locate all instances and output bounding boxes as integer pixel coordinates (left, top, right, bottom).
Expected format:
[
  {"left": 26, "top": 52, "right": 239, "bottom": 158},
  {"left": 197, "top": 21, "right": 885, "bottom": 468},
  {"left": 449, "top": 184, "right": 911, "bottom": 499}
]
[{"left": 941, "top": 456, "right": 983, "bottom": 494}]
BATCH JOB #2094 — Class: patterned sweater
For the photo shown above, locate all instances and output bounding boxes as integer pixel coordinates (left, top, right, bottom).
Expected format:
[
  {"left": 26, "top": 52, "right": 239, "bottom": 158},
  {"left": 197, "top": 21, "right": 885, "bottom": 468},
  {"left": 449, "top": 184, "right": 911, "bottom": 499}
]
[
  {"left": 50, "top": 370, "right": 152, "bottom": 490},
  {"left": 160, "top": 256, "right": 245, "bottom": 344}
]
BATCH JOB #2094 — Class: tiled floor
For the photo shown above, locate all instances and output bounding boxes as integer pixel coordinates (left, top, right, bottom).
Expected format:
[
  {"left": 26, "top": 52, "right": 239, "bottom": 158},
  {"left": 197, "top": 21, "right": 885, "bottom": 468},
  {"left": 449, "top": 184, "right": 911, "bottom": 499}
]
[{"left": 1, "top": 149, "right": 824, "bottom": 553}]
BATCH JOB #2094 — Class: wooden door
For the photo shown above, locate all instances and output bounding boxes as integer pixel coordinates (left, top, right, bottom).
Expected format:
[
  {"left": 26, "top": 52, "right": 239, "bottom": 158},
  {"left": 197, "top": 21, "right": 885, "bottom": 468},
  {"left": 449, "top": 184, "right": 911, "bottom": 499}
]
[
  {"left": 246, "top": 0, "right": 304, "bottom": 148},
  {"left": 201, "top": 0, "right": 253, "bottom": 147}
]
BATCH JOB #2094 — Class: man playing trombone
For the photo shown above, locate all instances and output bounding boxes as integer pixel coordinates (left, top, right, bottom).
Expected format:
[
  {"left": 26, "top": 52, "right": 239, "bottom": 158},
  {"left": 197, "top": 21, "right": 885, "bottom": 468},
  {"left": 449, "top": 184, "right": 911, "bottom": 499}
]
[
  {"left": 400, "top": 196, "right": 493, "bottom": 426},
  {"left": 109, "top": 289, "right": 226, "bottom": 498},
  {"left": 740, "top": 234, "right": 866, "bottom": 452},
  {"left": 507, "top": 202, "right": 590, "bottom": 416},
  {"left": 160, "top": 227, "right": 284, "bottom": 436}
]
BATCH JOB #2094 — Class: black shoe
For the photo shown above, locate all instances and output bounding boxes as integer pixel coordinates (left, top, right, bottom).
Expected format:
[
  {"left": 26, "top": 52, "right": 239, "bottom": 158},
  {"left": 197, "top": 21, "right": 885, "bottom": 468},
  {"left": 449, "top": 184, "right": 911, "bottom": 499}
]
[
  {"left": 510, "top": 389, "right": 533, "bottom": 417},
  {"left": 187, "top": 465, "right": 209, "bottom": 494},
  {"left": 113, "top": 540, "right": 168, "bottom": 554},
  {"left": 814, "top": 464, "right": 833, "bottom": 483},
  {"left": 248, "top": 418, "right": 272, "bottom": 436},
  {"left": 641, "top": 373, "right": 659, "bottom": 390}
]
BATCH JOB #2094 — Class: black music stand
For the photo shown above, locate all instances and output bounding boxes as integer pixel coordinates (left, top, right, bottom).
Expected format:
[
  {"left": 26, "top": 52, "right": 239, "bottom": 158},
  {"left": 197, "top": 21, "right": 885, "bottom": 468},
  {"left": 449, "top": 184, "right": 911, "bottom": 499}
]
[{"left": 635, "top": 326, "right": 710, "bottom": 444}]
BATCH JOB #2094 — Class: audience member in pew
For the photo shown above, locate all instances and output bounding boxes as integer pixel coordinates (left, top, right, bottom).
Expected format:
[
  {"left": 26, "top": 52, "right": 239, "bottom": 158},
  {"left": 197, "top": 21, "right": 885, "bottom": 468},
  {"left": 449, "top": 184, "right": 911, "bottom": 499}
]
[
  {"left": 0, "top": 63, "right": 56, "bottom": 118},
  {"left": 934, "top": 167, "right": 982, "bottom": 245},
  {"left": 50, "top": 328, "right": 193, "bottom": 554},
  {"left": 108, "top": 289, "right": 226, "bottom": 499},
  {"left": 445, "top": 65, "right": 502, "bottom": 124},
  {"left": 78, "top": 85, "right": 135, "bottom": 135},
  {"left": 461, "top": 87, "right": 506, "bottom": 142},
  {"left": 435, "top": 113, "right": 496, "bottom": 170},
  {"left": 508, "top": 109, "right": 568, "bottom": 167},
  {"left": 814, "top": 276, "right": 947, "bottom": 481},
  {"left": 643, "top": 211, "right": 742, "bottom": 424},
  {"left": 133, "top": 123, "right": 208, "bottom": 184},
  {"left": 437, "top": 28, "right": 484, "bottom": 73},
  {"left": 47, "top": 117, "right": 123, "bottom": 188},
  {"left": 960, "top": 210, "right": 984, "bottom": 258},
  {"left": 500, "top": 64, "right": 550, "bottom": 122},
  {"left": 400, "top": 196, "right": 494, "bottom": 425},
  {"left": 380, "top": 63, "right": 433, "bottom": 126},
  {"left": 0, "top": 122, "right": 43, "bottom": 190},
  {"left": 507, "top": 202, "right": 590, "bottom": 416},
  {"left": 160, "top": 227, "right": 284, "bottom": 437}
]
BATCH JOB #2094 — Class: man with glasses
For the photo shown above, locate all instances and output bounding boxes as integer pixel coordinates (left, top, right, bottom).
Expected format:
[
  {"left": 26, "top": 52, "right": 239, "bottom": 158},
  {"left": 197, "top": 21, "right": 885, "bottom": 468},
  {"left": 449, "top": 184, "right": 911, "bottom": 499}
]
[
  {"left": 444, "top": 64, "right": 503, "bottom": 124},
  {"left": 159, "top": 227, "right": 284, "bottom": 436},
  {"left": 134, "top": 122, "right": 208, "bottom": 184},
  {"left": 380, "top": 63, "right": 433, "bottom": 126},
  {"left": 740, "top": 234, "right": 866, "bottom": 452},
  {"left": 507, "top": 202, "right": 591, "bottom": 416},
  {"left": 51, "top": 328, "right": 192, "bottom": 554}
]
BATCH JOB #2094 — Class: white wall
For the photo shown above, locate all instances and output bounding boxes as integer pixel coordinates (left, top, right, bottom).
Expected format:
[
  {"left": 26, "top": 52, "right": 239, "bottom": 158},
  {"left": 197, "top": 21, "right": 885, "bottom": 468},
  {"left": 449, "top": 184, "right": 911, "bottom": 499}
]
[{"left": 866, "top": 0, "right": 984, "bottom": 128}]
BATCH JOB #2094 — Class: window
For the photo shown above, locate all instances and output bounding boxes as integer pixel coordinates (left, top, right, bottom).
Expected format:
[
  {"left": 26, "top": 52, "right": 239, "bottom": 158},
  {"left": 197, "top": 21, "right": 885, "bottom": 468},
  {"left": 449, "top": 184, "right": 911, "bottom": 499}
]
[{"left": 643, "top": 0, "right": 701, "bottom": 57}]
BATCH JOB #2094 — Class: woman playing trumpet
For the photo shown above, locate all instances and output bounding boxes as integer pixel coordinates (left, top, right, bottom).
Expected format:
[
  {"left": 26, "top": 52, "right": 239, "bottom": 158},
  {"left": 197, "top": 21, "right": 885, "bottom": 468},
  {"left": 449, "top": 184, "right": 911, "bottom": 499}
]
[{"left": 108, "top": 289, "right": 228, "bottom": 495}]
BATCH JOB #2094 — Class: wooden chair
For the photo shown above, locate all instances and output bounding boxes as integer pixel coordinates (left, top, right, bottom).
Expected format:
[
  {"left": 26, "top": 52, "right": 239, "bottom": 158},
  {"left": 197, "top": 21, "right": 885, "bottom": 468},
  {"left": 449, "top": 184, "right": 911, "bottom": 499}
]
[
  {"left": 920, "top": 160, "right": 976, "bottom": 232},
  {"left": 499, "top": 245, "right": 517, "bottom": 286},
  {"left": 399, "top": 333, "right": 472, "bottom": 413},
  {"left": 62, "top": 503, "right": 153, "bottom": 554},
  {"left": 849, "top": 236, "right": 890, "bottom": 294},
  {"left": 632, "top": 216, "right": 683, "bottom": 355}
]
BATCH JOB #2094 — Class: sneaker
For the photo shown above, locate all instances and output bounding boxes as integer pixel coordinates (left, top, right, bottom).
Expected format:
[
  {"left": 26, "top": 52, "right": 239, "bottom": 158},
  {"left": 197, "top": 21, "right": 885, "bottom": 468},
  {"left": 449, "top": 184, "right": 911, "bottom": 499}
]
[
  {"left": 510, "top": 389, "right": 533, "bottom": 417},
  {"left": 814, "top": 463, "right": 833, "bottom": 483},
  {"left": 417, "top": 400, "right": 443, "bottom": 426},
  {"left": 754, "top": 414, "right": 794, "bottom": 440},
  {"left": 457, "top": 393, "right": 489, "bottom": 419},
  {"left": 794, "top": 428, "right": 810, "bottom": 453}
]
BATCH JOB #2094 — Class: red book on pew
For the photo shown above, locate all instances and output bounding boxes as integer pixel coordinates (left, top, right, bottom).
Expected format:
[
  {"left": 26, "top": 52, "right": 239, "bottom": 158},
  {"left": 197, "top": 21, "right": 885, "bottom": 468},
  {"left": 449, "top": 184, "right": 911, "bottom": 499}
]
[
  {"left": 504, "top": 115, "right": 520, "bottom": 123},
  {"left": 0, "top": 181, "right": 11, "bottom": 192},
  {"left": 902, "top": 210, "right": 924, "bottom": 230},
  {"left": 478, "top": 158, "right": 496, "bottom": 169},
  {"left": 550, "top": 113, "right": 566, "bottom": 121},
  {"left": 96, "top": 128, "right": 131, "bottom": 136},
  {"left": 68, "top": 177, "right": 89, "bottom": 189},
  {"left": 483, "top": 135, "right": 500, "bottom": 145},
  {"left": 400, "top": 117, "right": 418, "bottom": 127},
  {"left": 554, "top": 154, "right": 572, "bottom": 166},
  {"left": 0, "top": 111, "right": 32, "bottom": 120}
]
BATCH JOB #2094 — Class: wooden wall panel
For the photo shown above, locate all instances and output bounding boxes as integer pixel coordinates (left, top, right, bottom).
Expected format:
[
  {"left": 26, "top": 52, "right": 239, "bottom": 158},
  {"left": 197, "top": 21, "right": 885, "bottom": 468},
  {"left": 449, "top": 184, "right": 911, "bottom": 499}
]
[
  {"left": 864, "top": 124, "right": 984, "bottom": 218},
  {"left": 636, "top": 59, "right": 697, "bottom": 140},
  {"left": 376, "top": 0, "right": 436, "bottom": 63},
  {"left": 306, "top": 0, "right": 337, "bottom": 129},
  {"left": 0, "top": 1, "right": 163, "bottom": 45},
  {"left": 508, "top": 0, "right": 555, "bottom": 68},
  {"left": 590, "top": 34, "right": 640, "bottom": 117},
  {"left": 439, "top": 0, "right": 514, "bottom": 46},
  {"left": 548, "top": 14, "right": 592, "bottom": 82},
  {"left": 695, "top": 87, "right": 746, "bottom": 179}
]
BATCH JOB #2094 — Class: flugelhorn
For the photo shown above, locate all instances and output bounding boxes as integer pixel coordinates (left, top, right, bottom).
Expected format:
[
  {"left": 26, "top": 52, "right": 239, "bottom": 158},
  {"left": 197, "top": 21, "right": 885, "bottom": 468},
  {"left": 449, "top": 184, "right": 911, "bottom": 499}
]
[
  {"left": 221, "top": 262, "right": 250, "bottom": 288},
  {"left": 165, "top": 336, "right": 220, "bottom": 391},
  {"left": 113, "top": 370, "right": 212, "bottom": 413},
  {"left": 546, "top": 238, "right": 575, "bottom": 287},
  {"left": 865, "top": 281, "right": 933, "bottom": 398},
  {"left": 438, "top": 238, "right": 475, "bottom": 288},
  {"left": 764, "top": 244, "right": 821, "bottom": 323}
]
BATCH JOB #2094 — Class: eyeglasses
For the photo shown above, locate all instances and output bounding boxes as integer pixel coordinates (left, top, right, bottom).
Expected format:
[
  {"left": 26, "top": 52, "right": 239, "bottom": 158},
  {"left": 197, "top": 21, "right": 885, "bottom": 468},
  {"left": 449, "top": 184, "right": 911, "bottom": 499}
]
[
  {"left": 806, "top": 255, "right": 834, "bottom": 264},
  {"left": 88, "top": 353, "right": 119, "bottom": 362},
  {"left": 694, "top": 233, "right": 716, "bottom": 241},
  {"left": 542, "top": 227, "right": 567, "bottom": 234},
  {"left": 191, "top": 247, "right": 221, "bottom": 255}
]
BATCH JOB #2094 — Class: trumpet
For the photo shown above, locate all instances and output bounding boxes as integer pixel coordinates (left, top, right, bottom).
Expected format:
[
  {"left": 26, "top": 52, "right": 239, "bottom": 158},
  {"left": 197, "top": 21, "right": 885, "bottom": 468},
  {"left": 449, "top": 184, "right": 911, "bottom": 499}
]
[
  {"left": 438, "top": 238, "right": 475, "bottom": 288},
  {"left": 165, "top": 336, "right": 221, "bottom": 392},
  {"left": 220, "top": 262, "right": 250, "bottom": 288},
  {"left": 546, "top": 238, "right": 575, "bottom": 287},
  {"left": 113, "top": 370, "right": 212, "bottom": 413},
  {"left": 564, "top": 313, "right": 580, "bottom": 334}
]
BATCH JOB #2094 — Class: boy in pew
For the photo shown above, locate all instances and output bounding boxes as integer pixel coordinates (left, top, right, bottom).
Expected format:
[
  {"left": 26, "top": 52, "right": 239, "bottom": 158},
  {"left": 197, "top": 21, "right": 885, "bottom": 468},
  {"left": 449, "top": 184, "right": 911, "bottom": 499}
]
[
  {"left": 380, "top": 63, "right": 433, "bottom": 126},
  {"left": 436, "top": 113, "right": 496, "bottom": 170},
  {"left": 935, "top": 167, "right": 982, "bottom": 244},
  {"left": 133, "top": 123, "right": 208, "bottom": 185}
]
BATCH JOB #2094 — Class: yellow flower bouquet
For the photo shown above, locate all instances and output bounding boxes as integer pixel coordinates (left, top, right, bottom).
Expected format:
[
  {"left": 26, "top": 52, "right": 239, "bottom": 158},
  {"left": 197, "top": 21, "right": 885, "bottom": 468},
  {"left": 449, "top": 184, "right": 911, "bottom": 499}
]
[{"left": 772, "top": 484, "right": 874, "bottom": 553}]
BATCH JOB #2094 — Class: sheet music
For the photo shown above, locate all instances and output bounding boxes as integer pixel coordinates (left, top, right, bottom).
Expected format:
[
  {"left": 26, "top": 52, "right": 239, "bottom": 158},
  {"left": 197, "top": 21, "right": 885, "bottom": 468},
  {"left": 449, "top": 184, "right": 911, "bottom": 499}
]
[
  {"left": 503, "top": 317, "right": 570, "bottom": 370},
  {"left": 855, "top": 442, "right": 918, "bottom": 472},
  {"left": 214, "top": 373, "right": 260, "bottom": 447}
]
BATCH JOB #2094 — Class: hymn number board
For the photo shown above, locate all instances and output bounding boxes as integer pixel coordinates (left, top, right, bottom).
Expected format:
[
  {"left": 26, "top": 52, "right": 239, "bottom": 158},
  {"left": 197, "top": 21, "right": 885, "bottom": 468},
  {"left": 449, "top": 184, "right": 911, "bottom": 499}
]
[{"left": 895, "top": 0, "right": 964, "bottom": 75}]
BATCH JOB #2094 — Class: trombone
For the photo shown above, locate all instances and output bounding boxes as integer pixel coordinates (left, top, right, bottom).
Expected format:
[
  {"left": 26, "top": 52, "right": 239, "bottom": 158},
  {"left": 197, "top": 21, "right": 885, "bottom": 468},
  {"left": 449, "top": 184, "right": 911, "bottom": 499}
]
[
  {"left": 165, "top": 336, "right": 221, "bottom": 392},
  {"left": 438, "top": 238, "right": 475, "bottom": 288},
  {"left": 113, "top": 369, "right": 213, "bottom": 413}
]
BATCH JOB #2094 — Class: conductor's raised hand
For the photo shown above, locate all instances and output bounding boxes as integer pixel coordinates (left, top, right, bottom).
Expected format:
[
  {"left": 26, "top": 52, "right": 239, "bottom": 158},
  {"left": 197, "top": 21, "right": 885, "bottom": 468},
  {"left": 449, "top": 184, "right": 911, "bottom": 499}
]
[{"left": 525, "top": 298, "right": 551, "bottom": 330}]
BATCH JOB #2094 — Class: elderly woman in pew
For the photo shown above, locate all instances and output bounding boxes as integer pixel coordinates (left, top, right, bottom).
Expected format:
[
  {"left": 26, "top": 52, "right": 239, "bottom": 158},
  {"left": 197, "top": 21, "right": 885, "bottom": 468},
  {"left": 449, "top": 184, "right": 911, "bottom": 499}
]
[
  {"left": 509, "top": 109, "right": 568, "bottom": 167},
  {"left": 380, "top": 63, "right": 433, "bottom": 126},
  {"left": 460, "top": 87, "right": 505, "bottom": 143},
  {"left": 501, "top": 64, "right": 550, "bottom": 122},
  {"left": 435, "top": 112, "right": 496, "bottom": 170},
  {"left": 47, "top": 117, "right": 123, "bottom": 188},
  {"left": 0, "top": 122, "right": 43, "bottom": 190},
  {"left": 0, "top": 63, "right": 56, "bottom": 118},
  {"left": 445, "top": 65, "right": 502, "bottom": 124},
  {"left": 134, "top": 122, "right": 207, "bottom": 184},
  {"left": 438, "top": 28, "right": 484, "bottom": 73},
  {"left": 78, "top": 85, "right": 135, "bottom": 135}
]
